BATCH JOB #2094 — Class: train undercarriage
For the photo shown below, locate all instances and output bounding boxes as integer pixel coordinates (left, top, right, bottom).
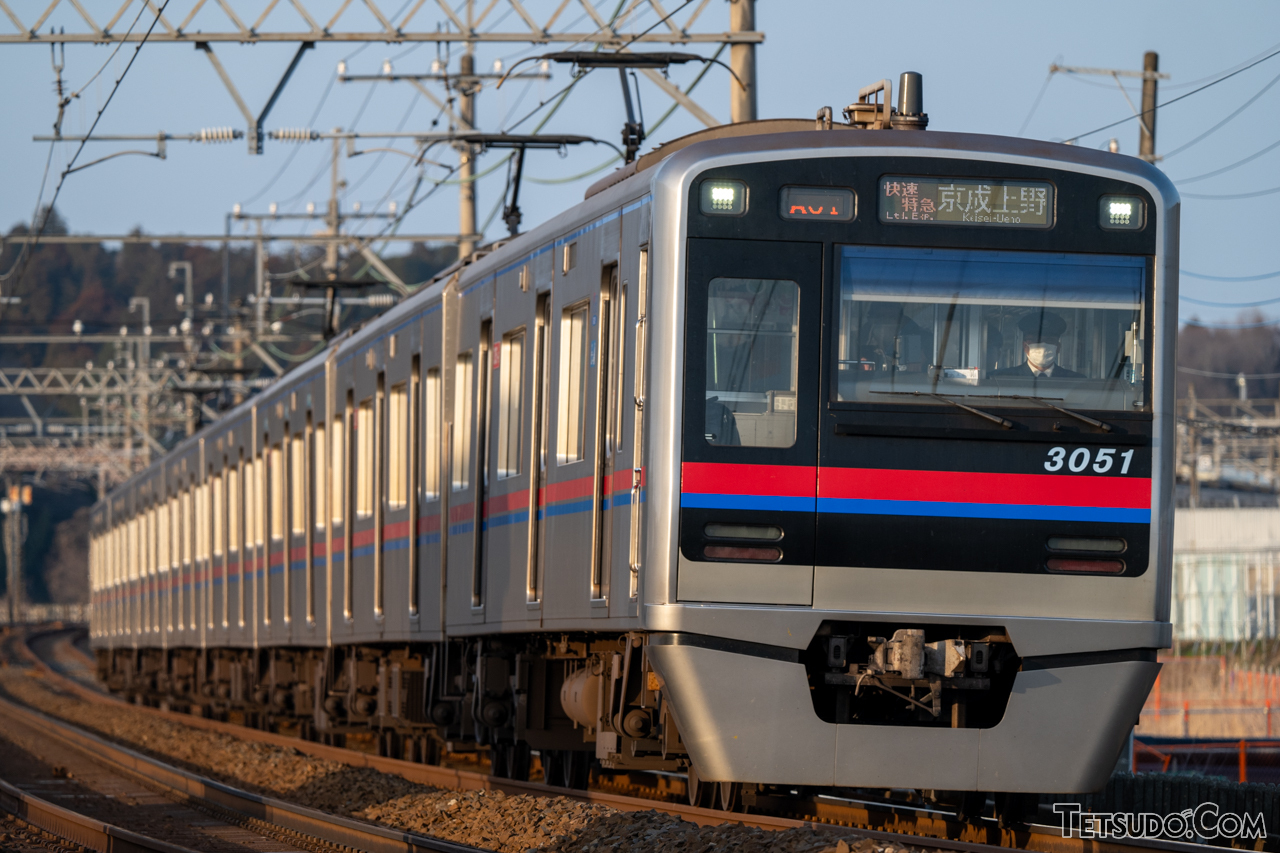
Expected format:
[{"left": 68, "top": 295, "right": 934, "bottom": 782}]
[
  {"left": 97, "top": 622, "right": 1025, "bottom": 806},
  {"left": 99, "top": 630, "right": 691, "bottom": 789}
]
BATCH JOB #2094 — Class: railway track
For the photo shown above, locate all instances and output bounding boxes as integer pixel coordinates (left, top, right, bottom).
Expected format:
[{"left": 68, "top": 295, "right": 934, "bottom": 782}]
[
  {"left": 0, "top": 631, "right": 486, "bottom": 853},
  {"left": 12, "top": 626, "right": 1234, "bottom": 853}
]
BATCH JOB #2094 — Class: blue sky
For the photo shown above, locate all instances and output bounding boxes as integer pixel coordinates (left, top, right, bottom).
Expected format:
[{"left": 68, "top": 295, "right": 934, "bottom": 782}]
[{"left": 1, "top": 1, "right": 1277, "bottom": 326}]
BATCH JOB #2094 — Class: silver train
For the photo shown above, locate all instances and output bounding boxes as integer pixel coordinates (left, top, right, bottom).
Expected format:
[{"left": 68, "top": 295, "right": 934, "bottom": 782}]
[{"left": 91, "top": 74, "right": 1178, "bottom": 811}]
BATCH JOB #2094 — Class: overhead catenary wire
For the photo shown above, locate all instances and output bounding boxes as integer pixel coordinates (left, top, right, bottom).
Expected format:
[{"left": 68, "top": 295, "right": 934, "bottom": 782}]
[
  {"left": 1163, "top": 39, "right": 1280, "bottom": 90},
  {"left": 1063, "top": 43, "right": 1280, "bottom": 144},
  {"left": 0, "top": 0, "right": 171, "bottom": 320},
  {"left": 1182, "top": 295, "right": 1280, "bottom": 308},
  {"left": 1017, "top": 70, "right": 1056, "bottom": 137},
  {"left": 1, "top": 0, "right": 163, "bottom": 287},
  {"left": 524, "top": 41, "right": 727, "bottom": 186},
  {"left": 244, "top": 72, "right": 338, "bottom": 206},
  {"left": 1178, "top": 366, "right": 1280, "bottom": 379},
  {"left": 1182, "top": 185, "right": 1280, "bottom": 200},
  {"left": 1181, "top": 317, "right": 1280, "bottom": 329},
  {"left": 1162, "top": 67, "right": 1280, "bottom": 159},
  {"left": 1172, "top": 136, "right": 1280, "bottom": 184},
  {"left": 1182, "top": 269, "right": 1280, "bottom": 282}
]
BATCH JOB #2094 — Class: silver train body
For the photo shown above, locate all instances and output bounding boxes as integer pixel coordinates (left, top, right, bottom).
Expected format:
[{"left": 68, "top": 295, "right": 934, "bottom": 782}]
[{"left": 91, "top": 122, "right": 1178, "bottom": 796}]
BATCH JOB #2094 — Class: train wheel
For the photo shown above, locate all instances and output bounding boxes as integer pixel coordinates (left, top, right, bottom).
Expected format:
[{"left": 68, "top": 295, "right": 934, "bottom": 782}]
[
  {"left": 566, "top": 750, "right": 592, "bottom": 790},
  {"left": 541, "top": 750, "right": 564, "bottom": 786},
  {"left": 508, "top": 742, "right": 531, "bottom": 781},
  {"left": 490, "top": 742, "right": 511, "bottom": 778},
  {"left": 994, "top": 792, "right": 1038, "bottom": 829},
  {"left": 686, "top": 764, "right": 716, "bottom": 809},
  {"left": 955, "top": 791, "right": 987, "bottom": 824},
  {"left": 717, "top": 781, "right": 741, "bottom": 812}
]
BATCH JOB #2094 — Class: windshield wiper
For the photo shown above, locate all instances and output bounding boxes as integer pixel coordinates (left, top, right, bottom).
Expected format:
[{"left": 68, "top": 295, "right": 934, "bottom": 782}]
[
  {"left": 871, "top": 391, "right": 1014, "bottom": 429},
  {"left": 969, "top": 394, "right": 1113, "bottom": 433}
]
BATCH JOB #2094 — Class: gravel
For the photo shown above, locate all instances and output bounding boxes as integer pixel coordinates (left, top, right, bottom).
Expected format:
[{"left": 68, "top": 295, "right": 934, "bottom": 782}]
[{"left": 0, "top": 669, "right": 928, "bottom": 853}]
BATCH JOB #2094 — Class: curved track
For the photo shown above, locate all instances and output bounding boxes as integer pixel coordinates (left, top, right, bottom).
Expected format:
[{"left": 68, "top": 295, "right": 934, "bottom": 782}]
[
  {"left": 18, "top": 627, "right": 1224, "bottom": 853},
  {"left": 0, "top": 629, "right": 486, "bottom": 853}
]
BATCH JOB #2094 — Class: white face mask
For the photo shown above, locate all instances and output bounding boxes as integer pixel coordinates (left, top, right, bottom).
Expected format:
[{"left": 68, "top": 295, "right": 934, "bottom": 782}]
[{"left": 1026, "top": 343, "right": 1058, "bottom": 372}]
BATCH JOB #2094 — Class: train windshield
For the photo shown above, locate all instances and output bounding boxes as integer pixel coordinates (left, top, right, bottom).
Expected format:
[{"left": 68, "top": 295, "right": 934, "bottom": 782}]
[{"left": 835, "top": 246, "right": 1148, "bottom": 411}]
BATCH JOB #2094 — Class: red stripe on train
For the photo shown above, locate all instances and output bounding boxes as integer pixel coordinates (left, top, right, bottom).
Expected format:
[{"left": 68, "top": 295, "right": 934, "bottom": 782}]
[
  {"left": 817, "top": 467, "right": 1152, "bottom": 509},
  {"left": 681, "top": 462, "right": 817, "bottom": 497}
]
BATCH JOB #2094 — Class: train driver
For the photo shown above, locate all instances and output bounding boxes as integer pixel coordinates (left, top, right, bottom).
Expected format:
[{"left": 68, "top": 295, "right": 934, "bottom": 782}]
[{"left": 990, "top": 311, "right": 1084, "bottom": 380}]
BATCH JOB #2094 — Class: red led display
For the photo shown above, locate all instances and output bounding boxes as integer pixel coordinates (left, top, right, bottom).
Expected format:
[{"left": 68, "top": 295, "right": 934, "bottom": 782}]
[{"left": 779, "top": 187, "right": 855, "bottom": 222}]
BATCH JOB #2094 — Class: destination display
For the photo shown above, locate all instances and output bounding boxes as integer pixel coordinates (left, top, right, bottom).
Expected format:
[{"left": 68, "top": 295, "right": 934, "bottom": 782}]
[
  {"left": 879, "top": 177, "right": 1054, "bottom": 228},
  {"left": 779, "top": 186, "right": 855, "bottom": 221}
]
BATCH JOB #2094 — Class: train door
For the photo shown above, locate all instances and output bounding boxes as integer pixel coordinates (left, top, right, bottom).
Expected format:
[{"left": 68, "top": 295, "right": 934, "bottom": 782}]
[
  {"left": 676, "top": 238, "right": 822, "bottom": 605},
  {"left": 416, "top": 303, "right": 445, "bottom": 636},
  {"left": 379, "top": 329, "right": 414, "bottom": 638},
  {"left": 445, "top": 278, "right": 492, "bottom": 630},
  {"left": 542, "top": 233, "right": 609, "bottom": 623},
  {"left": 350, "top": 349, "right": 385, "bottom": 639},
  {"left": 528, "top": 293, "right": 552, "bottom": 608}
]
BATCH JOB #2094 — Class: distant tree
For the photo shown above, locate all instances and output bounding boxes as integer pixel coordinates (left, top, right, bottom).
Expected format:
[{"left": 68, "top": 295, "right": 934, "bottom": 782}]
[{"left": 1177, "top": 313, "right": 1280, "bottom": 400}]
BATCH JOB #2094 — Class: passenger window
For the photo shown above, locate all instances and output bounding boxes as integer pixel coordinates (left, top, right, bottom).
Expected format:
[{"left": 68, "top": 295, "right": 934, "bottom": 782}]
[
  {"left": 705, "top": 278, "right": 800, "bottom": 448},
  {"left": 270, "top": 443, "right": 284, "bottom": 538},
  {"left": 424, "top": 368, "right": 441, "bottom": 499},
  {"left": 291, "top": 433, "right": 306, "bottom": 533},
  {"left": 388, "top": 383, "right": 408, "bottom": 507},
  {"left": 228, "top": 467, "right": 239, "bottom": 550},
  {"left": 357, "top": 400, "right": 374, "bottom": 515},
  {"left": 181, "top": 488, "right": 192, "bottom": 565},
  {"left": 557, "top": 304, "right": 589, "bottom": 464},
  {"left": 212, "top": 475, "right": 224, "bottom": 556},
  {"left": 498, "top": 330, "right": 525, "bottom": 478},
  {"left": 331, "top": 415, "right": 344, "bottom": 524},
  {"left": 313, "top": 424, "right": 325, "bottom": 527},
  {"left": 453, "top": 354, "right": 473, "bottom": 490}
]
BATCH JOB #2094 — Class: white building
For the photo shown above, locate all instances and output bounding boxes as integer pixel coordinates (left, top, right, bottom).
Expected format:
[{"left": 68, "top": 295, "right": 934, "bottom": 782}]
[{"left": 1172, "top": 508, "right": 1280, "bottom": 642}]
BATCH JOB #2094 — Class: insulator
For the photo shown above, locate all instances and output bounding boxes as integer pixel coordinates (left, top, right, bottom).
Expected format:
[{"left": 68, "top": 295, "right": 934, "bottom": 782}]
[
  {"left": 197, "top": 126, "right": 238, "bottom": 143},
  {"left": 364, "top": 294, "right": 396, "bottom": 307},
  {"left": 271, "top": 128, "right": 318, "bottom": 142}
]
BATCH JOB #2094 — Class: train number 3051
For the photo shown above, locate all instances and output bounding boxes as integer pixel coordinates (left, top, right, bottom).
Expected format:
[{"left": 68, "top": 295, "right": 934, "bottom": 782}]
[{"left": 1044, "top": 447, "right": 1135, "bottom": 475}]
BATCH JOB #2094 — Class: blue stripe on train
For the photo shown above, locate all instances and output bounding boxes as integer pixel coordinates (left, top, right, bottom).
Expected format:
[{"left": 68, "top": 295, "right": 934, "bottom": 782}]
[
  {"left": 680, "top": 493, "right": 816, "bottom": 513},
  {"left": 814, "top": 497, "right": 1151, "bottom": 524}
]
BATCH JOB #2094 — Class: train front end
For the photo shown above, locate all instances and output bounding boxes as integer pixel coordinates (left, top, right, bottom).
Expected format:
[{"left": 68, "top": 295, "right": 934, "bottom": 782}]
[{"left": 641, "top": 126, "right": 1177, "bottom": 795}]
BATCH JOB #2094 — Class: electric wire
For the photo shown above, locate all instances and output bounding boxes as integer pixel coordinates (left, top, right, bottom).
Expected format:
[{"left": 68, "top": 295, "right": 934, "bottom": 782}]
[
  {"left": 1178, "top": 366, "right": 1280, "bottom": 379},
  {"left": 1063, "top": 43, "right": 1280, "bottom": 144},
  {"left": 267, "top": 341, "right": 326, "bottom": 362},
  {"left": 1163, "top": 39, "right": 1280, "bottom": 90},
  {"left": 1017, "top": 71, "right": 1056, "bottom": 137},
  {"left": 0, "top": 142, "right": 55, "bottom": 285},
  {"left": 497, "top": 78, "right": 537, "bottom": 131},
  {"left": 1182, "top": 185, "right": 1280, "bottom": 200},
  {"left": 1181, "top": 317, "right": 1280, "bottom": 329},
  {"left": 523, "top": 41, "right": 726, "bottom": 185},
  {"left": 0, "top": 0, "right": 171, "bottom": 320},
  {"left": 1183, "top": 269, "right": 1280, "bottom": 282},
  {"left": 1172, "top": 136, "right": 1280, "bottom": 184},
  {"left": 277, "top": 77, "right": 383, "bottom": 209},
  {"left": 1183, "top": 295, "right": 1280, "bottom": 309},
  {"left": 1162, "top": 67, "right": 1280, "bottom": 159},
  {"left": 1, "top": 0, "right": 159, "bottom": 286},
  {"left": 243, "top": 72, "right": 337, "bottom": 206},
  {"left": 344, "top": 90, "right": 422, "bottom": 197}
]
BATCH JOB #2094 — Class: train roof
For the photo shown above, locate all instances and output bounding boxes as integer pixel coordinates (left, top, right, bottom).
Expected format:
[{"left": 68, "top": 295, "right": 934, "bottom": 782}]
[
  {"left": 586, "top": 120, "right": 1176, "bottom": 201},
  {"left": 97, "top": 121, "right": 1175, "bottom": 511}
]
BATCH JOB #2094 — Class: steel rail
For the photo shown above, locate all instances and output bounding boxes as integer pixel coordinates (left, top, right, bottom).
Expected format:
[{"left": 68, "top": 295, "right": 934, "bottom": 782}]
[
  {"left": 0, "top": 774, "right": 202, "bottom": 853},
  {"left": 22, "top": 630, "right": 1227, "bottom": 853},
  {"left": 0, "top": 696, "right": 486, "bottom": 853}
]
